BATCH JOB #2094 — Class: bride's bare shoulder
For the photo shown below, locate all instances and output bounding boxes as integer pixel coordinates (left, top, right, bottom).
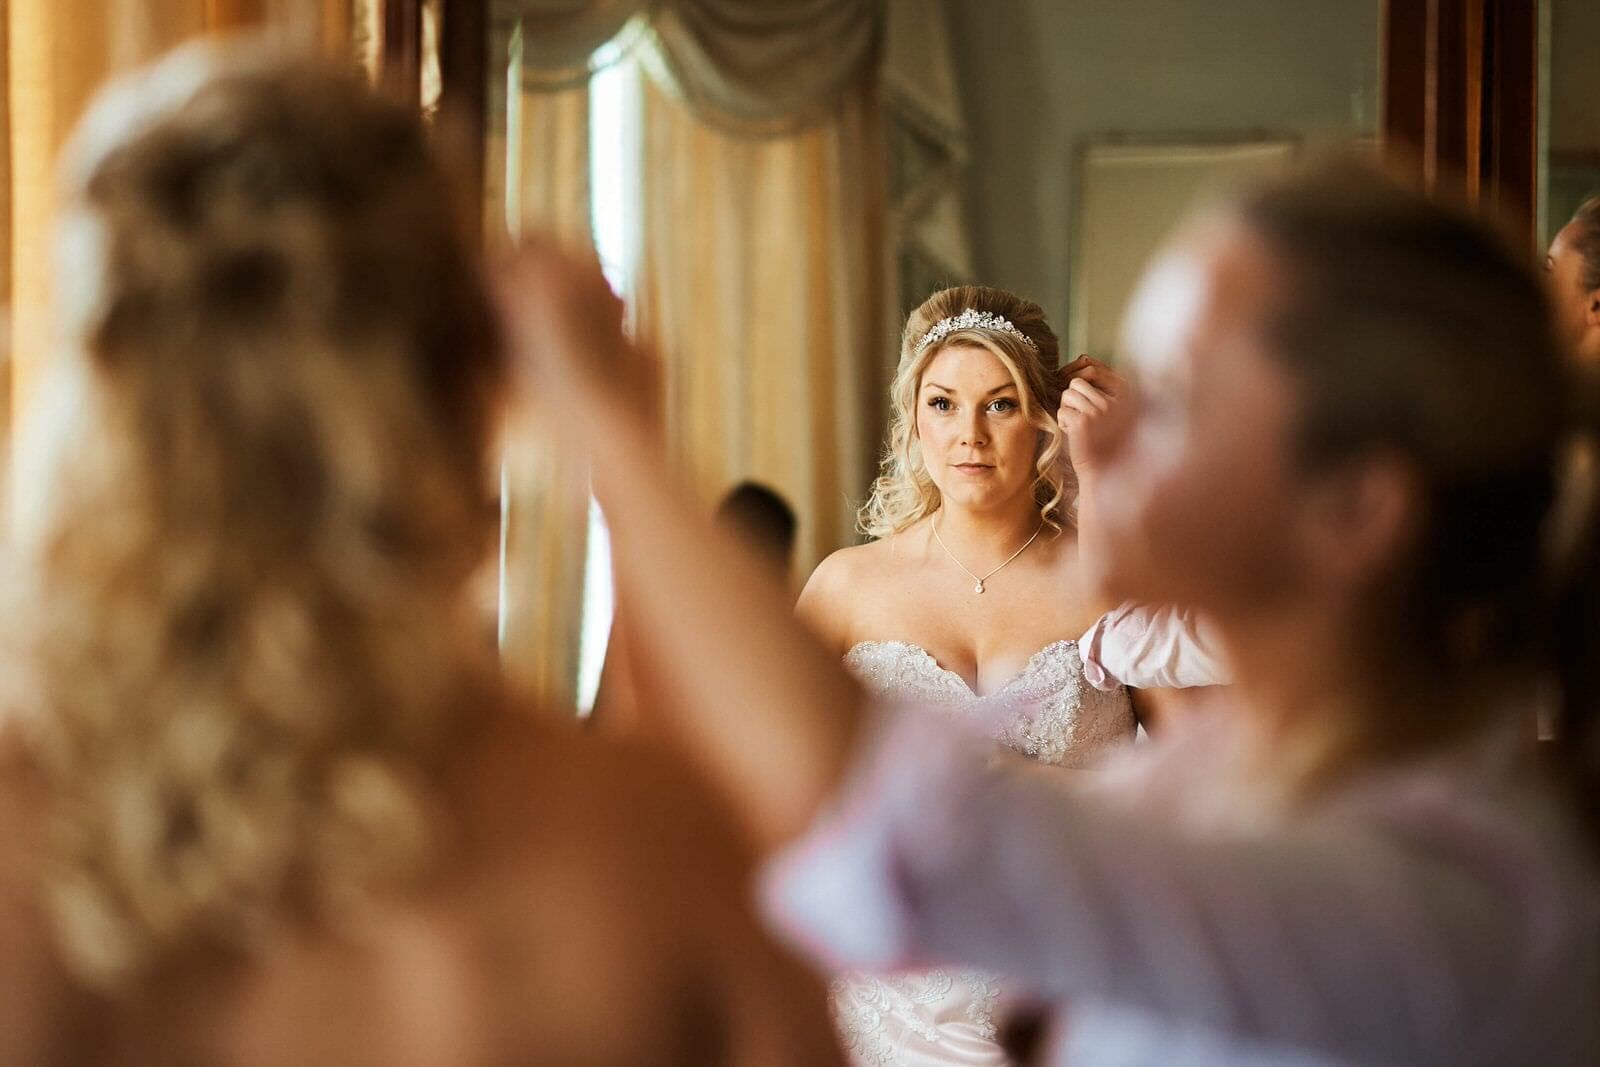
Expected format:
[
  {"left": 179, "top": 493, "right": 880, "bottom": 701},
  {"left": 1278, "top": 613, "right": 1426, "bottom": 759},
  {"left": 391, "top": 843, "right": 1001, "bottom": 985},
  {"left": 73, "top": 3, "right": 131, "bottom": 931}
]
[{"left": 797, "top": 527, "right": 923, "bottom": 648}]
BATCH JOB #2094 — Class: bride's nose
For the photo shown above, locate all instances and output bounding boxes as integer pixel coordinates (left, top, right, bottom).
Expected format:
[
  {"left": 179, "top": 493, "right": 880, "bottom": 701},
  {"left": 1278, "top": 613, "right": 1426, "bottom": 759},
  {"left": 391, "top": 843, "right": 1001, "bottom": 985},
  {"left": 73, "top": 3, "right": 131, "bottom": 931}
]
[{"left": 959, "top": 411, "right": 988, "bottom": 448}]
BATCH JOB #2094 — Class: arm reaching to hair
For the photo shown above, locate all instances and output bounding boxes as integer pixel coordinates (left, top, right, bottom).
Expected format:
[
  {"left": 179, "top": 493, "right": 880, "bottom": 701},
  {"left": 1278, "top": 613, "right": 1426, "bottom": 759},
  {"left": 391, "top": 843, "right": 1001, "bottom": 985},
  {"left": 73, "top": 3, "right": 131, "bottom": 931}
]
[{"left": 493, "top": 242, "right": 863, "bottom": 849}]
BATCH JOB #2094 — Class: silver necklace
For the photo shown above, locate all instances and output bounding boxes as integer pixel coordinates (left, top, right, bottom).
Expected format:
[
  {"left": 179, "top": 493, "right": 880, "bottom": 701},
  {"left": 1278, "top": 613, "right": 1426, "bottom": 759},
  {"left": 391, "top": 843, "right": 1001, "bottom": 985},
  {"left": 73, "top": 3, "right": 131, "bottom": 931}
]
[{"left": 930, "top": 513, "right": 1044, "bottom": 594}]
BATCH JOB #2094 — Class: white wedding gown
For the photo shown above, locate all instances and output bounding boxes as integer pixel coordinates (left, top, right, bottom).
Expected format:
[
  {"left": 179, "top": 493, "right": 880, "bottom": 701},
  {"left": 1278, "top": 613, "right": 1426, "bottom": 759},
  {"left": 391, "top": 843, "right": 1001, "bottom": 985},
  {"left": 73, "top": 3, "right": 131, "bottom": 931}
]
[{"left": 832, "top": 639, "right": 1136, "bottom": 1066}]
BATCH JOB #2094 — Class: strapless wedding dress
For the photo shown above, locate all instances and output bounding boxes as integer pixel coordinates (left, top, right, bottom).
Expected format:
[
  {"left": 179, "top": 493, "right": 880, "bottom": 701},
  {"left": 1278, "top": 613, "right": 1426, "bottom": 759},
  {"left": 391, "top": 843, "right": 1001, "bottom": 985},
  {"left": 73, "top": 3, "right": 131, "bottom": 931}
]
[{"left": 831, "top": 639, "right": 1135, "bottom": 1066}]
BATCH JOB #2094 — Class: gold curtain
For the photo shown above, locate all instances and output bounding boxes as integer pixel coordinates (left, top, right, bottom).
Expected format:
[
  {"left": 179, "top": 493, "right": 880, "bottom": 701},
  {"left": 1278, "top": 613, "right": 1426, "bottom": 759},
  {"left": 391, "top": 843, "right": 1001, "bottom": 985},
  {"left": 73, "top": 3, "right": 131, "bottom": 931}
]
[
  {"left": 6, "top": 0, "right": 350, "bottom": 428},
  {"left": 633, "top": 76, "right": 886, "bottom": 576},
  {"left": 489, "top": 18, "right": 593, "bottom": 709}
]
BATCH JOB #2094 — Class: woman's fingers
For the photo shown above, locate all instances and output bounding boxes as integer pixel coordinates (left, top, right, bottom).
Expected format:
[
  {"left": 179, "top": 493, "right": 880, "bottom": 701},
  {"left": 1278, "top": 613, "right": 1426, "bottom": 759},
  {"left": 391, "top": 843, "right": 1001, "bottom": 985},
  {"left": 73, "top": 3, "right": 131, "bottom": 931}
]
[
  {"left": 1057, "top": 374, "right": 1126, "bottom": 476},
  {"left": 1071, "top": 364, "right": 1124, "bottom": 399},
  {"left": 1062, "top": 378, "right": 1112, "bottom": 414},
  {"left": 493, "top": 238, "right": 632, "bottom": 396},
  {"left": 1057, "top": 354, "right": 1095, "bottom": 387}
]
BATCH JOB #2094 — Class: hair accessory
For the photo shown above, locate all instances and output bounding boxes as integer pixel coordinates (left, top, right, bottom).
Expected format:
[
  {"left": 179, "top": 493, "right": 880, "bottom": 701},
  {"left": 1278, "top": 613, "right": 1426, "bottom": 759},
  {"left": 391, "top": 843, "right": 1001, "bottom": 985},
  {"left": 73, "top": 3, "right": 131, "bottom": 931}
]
[{"left": 914, "top": 308, "right": 1039, "bottom": 356}]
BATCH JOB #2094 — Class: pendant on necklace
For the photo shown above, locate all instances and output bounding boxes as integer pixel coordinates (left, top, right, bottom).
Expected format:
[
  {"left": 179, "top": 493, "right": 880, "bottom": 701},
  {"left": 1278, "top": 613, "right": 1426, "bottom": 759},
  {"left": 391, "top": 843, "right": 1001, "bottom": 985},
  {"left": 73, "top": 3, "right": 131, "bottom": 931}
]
[{"left": 974, "top": 581, "right": 985, "bottom": 594}]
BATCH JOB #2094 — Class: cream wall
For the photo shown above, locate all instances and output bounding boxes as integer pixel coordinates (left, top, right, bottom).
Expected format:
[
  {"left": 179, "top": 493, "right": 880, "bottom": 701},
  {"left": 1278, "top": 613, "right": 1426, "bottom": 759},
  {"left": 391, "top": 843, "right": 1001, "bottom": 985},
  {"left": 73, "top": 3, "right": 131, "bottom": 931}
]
[
  {"left": 1550, "top": 0, "right": 1600, "bottom": 158},
  {"left": 942, "top": 0, "right": 1381, "bottom": 341},
  {"left": 1545, "top": 0, "right": 1600, "bottom": 245}
]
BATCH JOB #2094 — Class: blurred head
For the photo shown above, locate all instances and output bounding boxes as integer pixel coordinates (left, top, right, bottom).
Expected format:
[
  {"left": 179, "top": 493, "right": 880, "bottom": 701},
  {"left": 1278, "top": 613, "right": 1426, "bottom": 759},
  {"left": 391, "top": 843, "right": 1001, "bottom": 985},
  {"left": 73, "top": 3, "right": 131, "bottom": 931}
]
[
  {"left": 717, "top": 482, "right": 797, "bottom": 577},
  {"left": 861, "top": 286, "right": 1064, "bottom": 538},
  {"left": 1094, "top": 160, "right": 1565, "bottom": 757},
  {"left": 1546, "top": 194, "right": 1600, "bottom": 366},
  {"left": 14, "top": 43, "right": 501, "bottom": 986}
]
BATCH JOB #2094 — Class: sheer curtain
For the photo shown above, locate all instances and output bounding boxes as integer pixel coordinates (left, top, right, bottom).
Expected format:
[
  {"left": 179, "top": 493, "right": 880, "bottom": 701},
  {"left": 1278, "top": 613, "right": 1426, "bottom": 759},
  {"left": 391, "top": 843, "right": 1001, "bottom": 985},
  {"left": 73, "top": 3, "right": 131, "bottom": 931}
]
[{"left": 632, "top": 75, "right": 886, "bottom": 572}]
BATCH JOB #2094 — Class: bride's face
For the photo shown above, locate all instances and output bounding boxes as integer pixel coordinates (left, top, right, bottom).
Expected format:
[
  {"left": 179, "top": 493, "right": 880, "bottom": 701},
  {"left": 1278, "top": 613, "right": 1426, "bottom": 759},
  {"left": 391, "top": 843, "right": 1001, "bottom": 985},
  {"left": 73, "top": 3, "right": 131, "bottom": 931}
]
[{"left": 915, "top": 344, "right": 1039, "bottom": 515}]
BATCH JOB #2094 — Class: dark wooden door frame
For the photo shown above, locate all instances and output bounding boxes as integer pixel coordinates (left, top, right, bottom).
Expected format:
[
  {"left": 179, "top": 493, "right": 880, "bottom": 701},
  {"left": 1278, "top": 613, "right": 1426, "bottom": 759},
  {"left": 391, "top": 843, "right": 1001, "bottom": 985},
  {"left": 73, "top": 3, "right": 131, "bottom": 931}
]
[
  {"left": 1383, "top": 0, "right": 1541, "bottom": 250},
  {"left": 379, "top": 0, "right": 423, "bottom": 103},
  {"left": 438, "top": 0, "right": 489, "bottom": 209},
  {"left": 376, "top": 0, "right": 489, "bottom": 240}
]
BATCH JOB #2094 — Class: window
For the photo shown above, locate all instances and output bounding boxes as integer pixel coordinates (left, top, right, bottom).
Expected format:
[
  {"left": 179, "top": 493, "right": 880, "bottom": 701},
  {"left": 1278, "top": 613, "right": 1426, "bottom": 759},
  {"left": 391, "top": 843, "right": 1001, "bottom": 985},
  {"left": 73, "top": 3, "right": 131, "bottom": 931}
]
[{"left": 573, "top": 53, "right": 642, "bottom": 713}]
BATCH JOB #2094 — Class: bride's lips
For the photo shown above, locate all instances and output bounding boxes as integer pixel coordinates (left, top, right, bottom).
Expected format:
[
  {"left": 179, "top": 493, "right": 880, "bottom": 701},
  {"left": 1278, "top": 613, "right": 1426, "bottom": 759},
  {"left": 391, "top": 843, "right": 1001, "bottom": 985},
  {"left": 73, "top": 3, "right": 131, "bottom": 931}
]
[{"left": 952, "top": 462, "right": 995, "bottom": 475}]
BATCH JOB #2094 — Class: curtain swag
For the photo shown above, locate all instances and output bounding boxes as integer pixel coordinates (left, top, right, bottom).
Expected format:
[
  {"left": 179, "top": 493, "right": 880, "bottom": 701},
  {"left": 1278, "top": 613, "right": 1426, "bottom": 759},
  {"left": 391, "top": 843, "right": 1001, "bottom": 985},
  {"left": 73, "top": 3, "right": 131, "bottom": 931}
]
[{"left": 498, "top": 0, "right": 882, "bottom": 136}]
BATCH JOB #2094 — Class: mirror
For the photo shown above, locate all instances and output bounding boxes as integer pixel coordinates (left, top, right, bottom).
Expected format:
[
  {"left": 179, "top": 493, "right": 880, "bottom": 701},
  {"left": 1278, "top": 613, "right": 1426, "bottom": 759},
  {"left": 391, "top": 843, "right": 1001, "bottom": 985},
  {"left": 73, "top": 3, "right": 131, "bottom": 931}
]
[{"left": 1540, "top": 0, "right": 1600, "bottom": 248}]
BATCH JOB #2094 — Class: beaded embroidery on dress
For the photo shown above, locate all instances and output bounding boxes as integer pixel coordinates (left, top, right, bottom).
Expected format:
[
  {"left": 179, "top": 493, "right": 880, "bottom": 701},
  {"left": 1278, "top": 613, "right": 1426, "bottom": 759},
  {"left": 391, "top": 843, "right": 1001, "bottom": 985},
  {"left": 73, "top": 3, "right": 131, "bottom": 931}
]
[{"left": 832, "top": 639, "right": 1135, "bottom": 1066}]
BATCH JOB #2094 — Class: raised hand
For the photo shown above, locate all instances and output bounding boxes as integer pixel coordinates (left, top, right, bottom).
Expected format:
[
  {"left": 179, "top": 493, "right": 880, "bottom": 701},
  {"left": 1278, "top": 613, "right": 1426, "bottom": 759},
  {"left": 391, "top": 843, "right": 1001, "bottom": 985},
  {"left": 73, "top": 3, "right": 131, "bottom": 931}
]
[
  {"left": 1056, "top": 355, "right": 1131, "bottom": 476},
  {"left": 491, "top": 239, "right": 647, "bottom": 424}
]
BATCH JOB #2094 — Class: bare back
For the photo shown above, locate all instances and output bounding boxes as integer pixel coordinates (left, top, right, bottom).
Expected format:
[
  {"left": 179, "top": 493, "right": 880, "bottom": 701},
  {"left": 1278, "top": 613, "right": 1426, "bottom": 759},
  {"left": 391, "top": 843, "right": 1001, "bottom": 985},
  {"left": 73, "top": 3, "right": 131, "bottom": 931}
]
[{"left": 1, "top": 713, "right": 841, "bottom": 1066}]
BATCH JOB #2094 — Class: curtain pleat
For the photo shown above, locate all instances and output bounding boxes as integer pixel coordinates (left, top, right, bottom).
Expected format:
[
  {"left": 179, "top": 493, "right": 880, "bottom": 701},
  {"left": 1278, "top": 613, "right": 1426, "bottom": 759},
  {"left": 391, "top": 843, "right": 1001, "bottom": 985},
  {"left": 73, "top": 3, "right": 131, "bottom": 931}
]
[
  {"left": 633, "top": 77, "right": 886, "bottom": 576},
  {"left": 508, "top": 0, "right": 879, "bottom": 134}
]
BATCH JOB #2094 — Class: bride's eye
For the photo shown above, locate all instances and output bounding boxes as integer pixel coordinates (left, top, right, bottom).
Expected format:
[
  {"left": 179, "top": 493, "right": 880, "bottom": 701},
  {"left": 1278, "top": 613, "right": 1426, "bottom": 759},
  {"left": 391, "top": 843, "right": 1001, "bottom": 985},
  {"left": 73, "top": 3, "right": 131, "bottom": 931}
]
[
  {"left": 927, "top": 396, "right": 952, "bottom": 411},
  {"left": 988, "top": 398, "right": 1018, "bottom": 413}
]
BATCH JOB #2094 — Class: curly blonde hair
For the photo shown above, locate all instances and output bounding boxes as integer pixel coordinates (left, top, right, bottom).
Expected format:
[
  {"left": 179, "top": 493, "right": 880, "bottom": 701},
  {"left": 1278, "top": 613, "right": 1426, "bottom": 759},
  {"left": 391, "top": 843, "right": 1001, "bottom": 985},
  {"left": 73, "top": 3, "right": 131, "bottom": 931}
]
[
  {"left": 859, "top": 285, "right": 1068, "bottom": 539},
  {"left": 13, "top": 44, "right": 502, "bottom": 988}
]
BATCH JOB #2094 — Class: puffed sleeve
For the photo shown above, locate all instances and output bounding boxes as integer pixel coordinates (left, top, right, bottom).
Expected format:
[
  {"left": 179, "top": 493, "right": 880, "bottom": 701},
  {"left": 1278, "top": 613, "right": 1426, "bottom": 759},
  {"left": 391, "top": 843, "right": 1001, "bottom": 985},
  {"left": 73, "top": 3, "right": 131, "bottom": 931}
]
[{"left": 1078, "top": 603, "right": 1231, "bottom": 690}]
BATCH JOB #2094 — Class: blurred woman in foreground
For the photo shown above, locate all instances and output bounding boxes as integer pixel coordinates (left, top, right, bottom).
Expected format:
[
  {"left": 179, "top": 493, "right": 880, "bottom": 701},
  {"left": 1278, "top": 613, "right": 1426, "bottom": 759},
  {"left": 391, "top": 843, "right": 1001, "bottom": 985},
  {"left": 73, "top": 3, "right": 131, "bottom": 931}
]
[
  {"left": 503, "top": 160, "right": 1600, "bottom": 1064},
  {"left": 0, "top": 44, "right": 838, "bottom": 1066}
]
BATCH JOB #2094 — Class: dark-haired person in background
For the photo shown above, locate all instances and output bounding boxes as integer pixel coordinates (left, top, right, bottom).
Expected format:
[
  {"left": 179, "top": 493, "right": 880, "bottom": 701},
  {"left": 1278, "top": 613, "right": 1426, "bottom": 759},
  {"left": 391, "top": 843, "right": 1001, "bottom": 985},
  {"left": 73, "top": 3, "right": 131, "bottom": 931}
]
[
  {"left": 717, "top": 482, "right": 798, "bottom": 582},
  {"left": 590, "top": 482, "right": 797, "bottom": 735}
]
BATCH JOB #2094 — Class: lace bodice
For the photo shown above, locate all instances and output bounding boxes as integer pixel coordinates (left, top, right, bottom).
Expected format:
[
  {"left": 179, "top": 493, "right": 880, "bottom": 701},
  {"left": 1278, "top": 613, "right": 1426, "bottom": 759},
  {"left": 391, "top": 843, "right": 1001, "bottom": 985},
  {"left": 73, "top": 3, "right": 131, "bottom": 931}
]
[
  {"left": 830, "top": 640, "right": 1135, "bottom": 1065},
  {"left": 843, "top": 640, "right": 1134, "bottom": 767}
]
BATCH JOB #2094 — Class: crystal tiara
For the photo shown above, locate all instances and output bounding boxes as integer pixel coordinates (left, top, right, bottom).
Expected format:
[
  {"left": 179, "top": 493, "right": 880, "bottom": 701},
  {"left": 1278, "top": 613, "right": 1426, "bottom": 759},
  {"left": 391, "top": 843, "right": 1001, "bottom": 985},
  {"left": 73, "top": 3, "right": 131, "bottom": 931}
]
[{"left": 913, "top": 308, "right": 1039, "bottom": 356}]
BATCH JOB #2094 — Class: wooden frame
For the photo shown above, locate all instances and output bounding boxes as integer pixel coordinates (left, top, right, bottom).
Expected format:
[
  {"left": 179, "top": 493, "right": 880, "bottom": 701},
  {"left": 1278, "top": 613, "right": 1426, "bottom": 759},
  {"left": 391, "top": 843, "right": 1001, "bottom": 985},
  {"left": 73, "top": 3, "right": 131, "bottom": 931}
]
[
  {"left": 438, "top": 0, "right": 489, "bottom": 206},
  {"left": 379, "top": 0, "right": 423, "bottom": 102},
  {"left": 1383, "top": 0, "right": 1540, "bottom": 249},
  {"left": 372, "top": 0, "right": 489, "bottom": 243}
]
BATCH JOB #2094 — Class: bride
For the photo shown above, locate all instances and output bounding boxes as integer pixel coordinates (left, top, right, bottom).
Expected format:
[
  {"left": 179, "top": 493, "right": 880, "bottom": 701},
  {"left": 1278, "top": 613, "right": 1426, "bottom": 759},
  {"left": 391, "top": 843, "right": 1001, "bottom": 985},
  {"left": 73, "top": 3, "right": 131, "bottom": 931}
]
[{"left": 798, "top": 286, "right": 1139, "bottom": 1064}]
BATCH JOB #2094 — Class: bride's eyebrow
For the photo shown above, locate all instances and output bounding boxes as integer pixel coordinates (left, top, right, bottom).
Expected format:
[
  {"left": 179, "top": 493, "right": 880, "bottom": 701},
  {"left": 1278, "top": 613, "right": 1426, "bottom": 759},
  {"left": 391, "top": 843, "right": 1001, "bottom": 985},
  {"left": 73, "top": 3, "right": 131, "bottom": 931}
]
[{"left": 920, "top": 382, "right": 1017, "bottom": 394}]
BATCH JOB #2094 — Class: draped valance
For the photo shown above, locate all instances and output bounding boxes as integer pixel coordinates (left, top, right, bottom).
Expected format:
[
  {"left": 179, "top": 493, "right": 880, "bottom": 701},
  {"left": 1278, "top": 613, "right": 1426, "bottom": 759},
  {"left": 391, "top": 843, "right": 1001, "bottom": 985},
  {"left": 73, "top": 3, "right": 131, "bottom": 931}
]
[
  {"left": 501, "top": 0, "right": 881, "bottom": 136},
  {"left": 494, "top": 0, "right": 971, "bottom": 310}
]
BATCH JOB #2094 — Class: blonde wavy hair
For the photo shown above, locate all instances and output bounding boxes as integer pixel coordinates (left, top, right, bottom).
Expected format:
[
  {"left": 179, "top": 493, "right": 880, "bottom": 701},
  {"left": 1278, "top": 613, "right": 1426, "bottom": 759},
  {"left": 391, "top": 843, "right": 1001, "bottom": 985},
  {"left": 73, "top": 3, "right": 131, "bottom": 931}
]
[
  {"left": 12, "top": 44, "right": 502, "bottom": 988},
  {"left": 859, "top": 285, "right": 1068, "bottom": 539}
]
